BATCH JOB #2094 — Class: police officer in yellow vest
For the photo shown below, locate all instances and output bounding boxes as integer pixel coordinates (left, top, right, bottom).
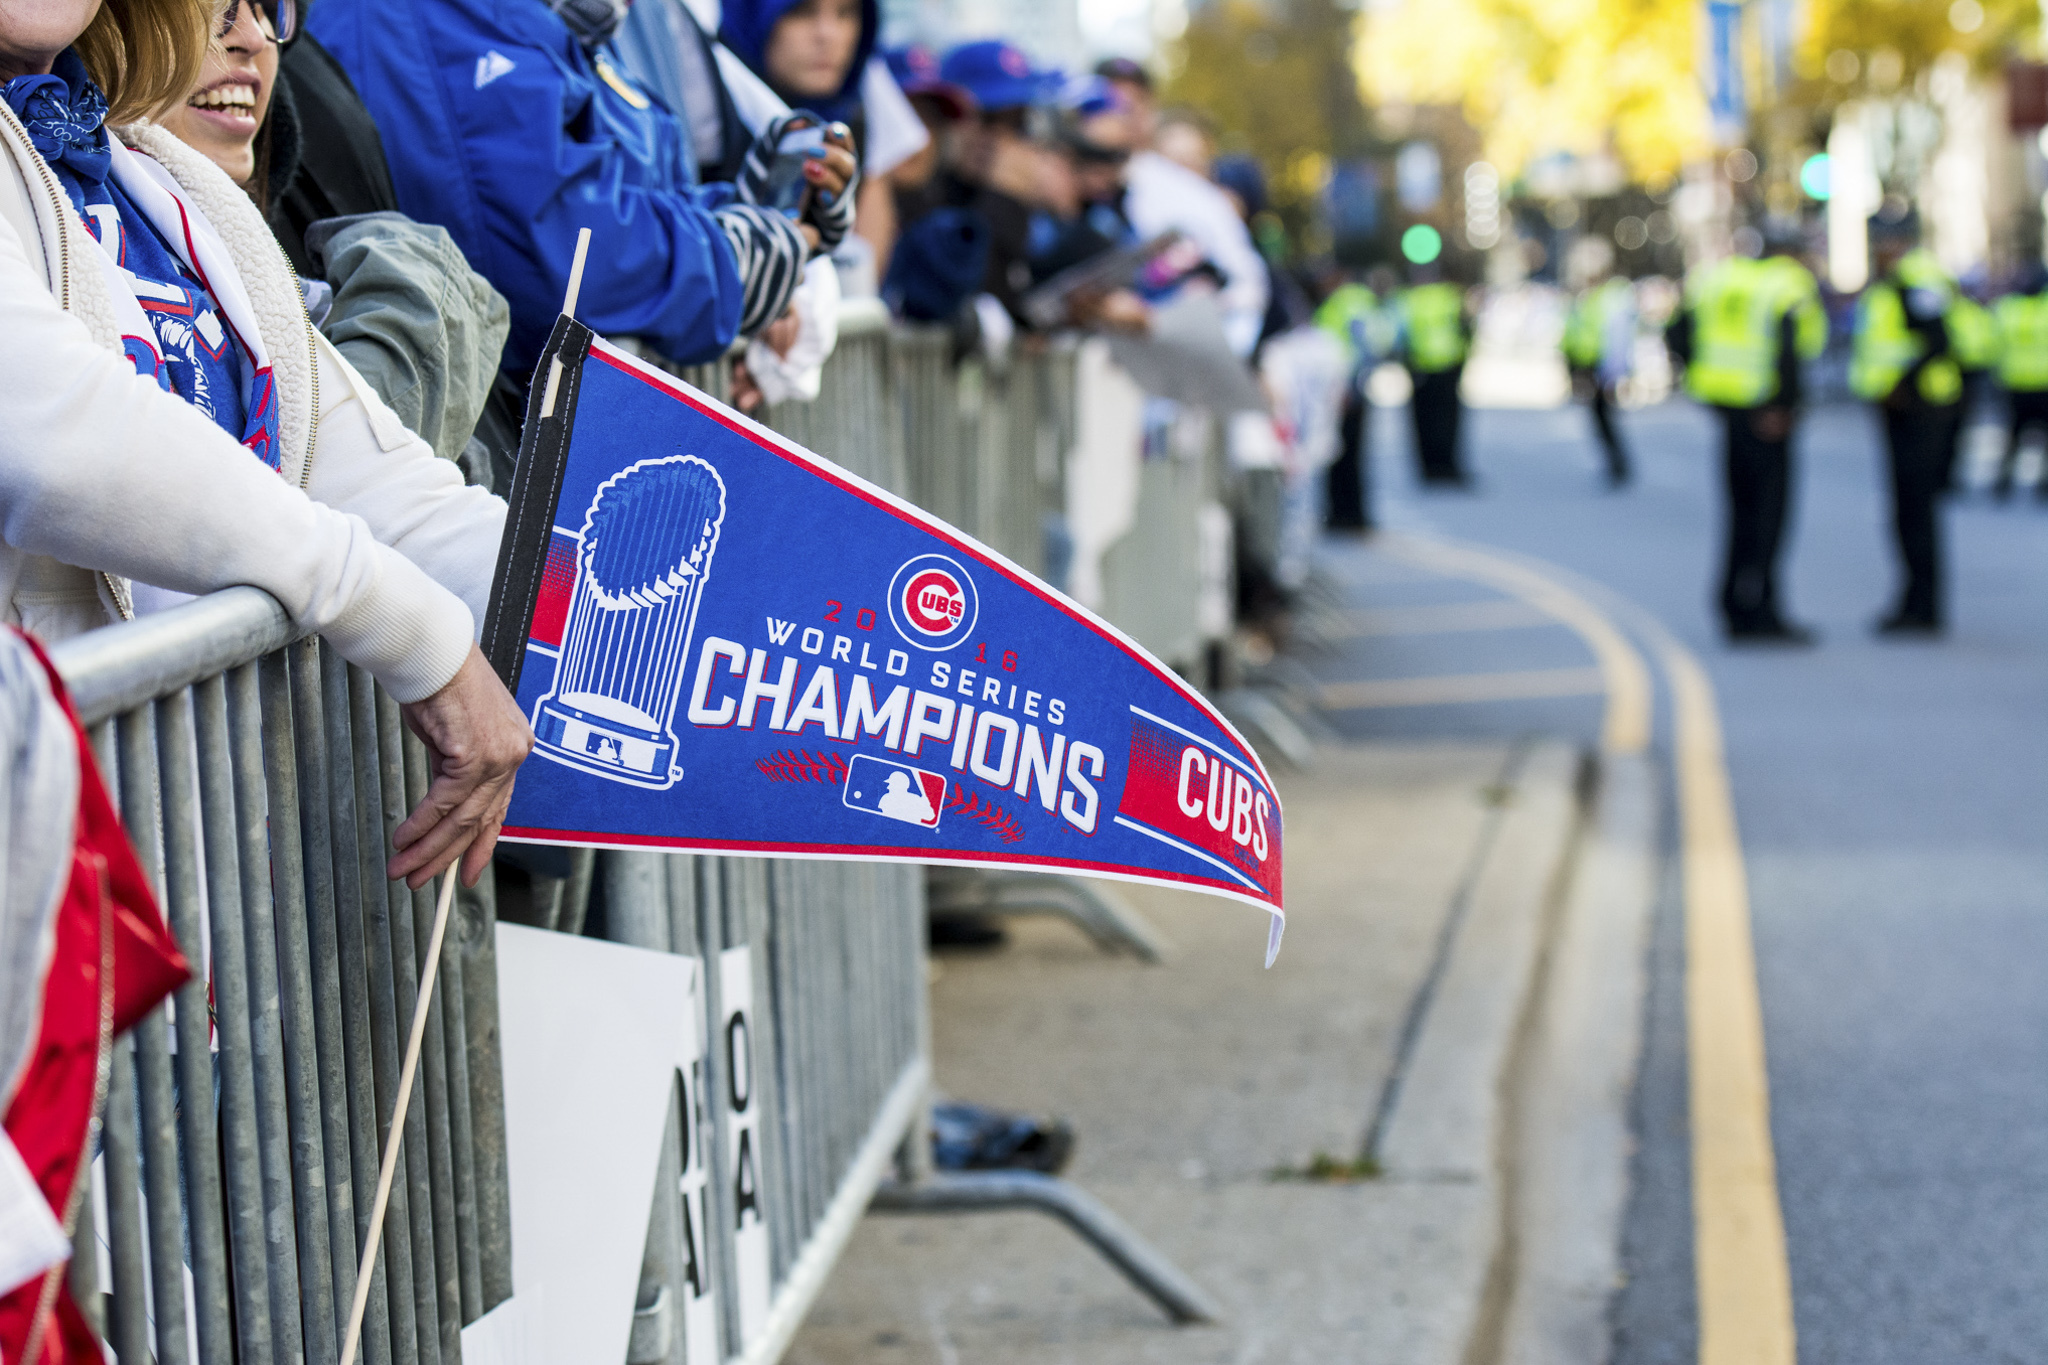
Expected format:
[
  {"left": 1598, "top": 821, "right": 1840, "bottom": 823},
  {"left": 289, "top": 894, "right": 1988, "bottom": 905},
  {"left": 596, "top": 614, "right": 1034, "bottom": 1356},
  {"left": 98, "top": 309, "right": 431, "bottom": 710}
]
[
  {"left": 1397, "top": 263, "right": 1474, "bottom": 485},
  {"left": 1564, "top": 272, "right": 1637, "bottom": 487},
  {"left": 1943, "top": 275, "right": 1999, "bottom": 492},
  {"left": 1851, "top": 210, "right": 1960, "bottom": 635},
  {"left": 1666, "top": 223, "right": 1827, "bottom": 642},
  {"left": 1317, "top": 278, "right": 1387, "bottom": 529},
  {"left": 1992, "top": 263, "right": 2048, "bottom": 499}
]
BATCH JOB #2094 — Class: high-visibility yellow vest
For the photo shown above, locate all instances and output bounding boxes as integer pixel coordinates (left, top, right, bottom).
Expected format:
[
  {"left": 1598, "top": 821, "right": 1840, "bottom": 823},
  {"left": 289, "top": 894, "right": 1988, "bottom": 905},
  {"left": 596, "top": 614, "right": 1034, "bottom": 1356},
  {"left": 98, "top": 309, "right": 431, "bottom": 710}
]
[
  {"left": 1563, "top": 278, "right": 1630, "bottom": 369},
  {"left": 1949, "top": 295, "right": 1999, "bottom": 373},
  {"left": 1400, "top": 284, "right": 1469, "bottom": 373},
  {"left": 1995, "top": 291, "right": 2048, "bottom": 391},
  {"left": 1850, "top": 280, "right": 1962, "bottom": 405},
  {"left": 1683, "top": 257, "right": 1819, "bottom": 407},
  {"left": 1762, "top": 255, "right": 1828, "bottom": 363},
  {"left": 1315, "top": 284, "right": 1381, "bottom": 368}
]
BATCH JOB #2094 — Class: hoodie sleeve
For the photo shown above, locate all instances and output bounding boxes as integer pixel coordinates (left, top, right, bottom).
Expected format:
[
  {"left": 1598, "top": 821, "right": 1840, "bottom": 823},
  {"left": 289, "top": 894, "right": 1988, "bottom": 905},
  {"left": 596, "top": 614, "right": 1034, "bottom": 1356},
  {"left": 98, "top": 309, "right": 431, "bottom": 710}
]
[
  {"left": 0, "top": 213, "right": 477, "bottom": 703},
  {"left": 308, "top": 0, "right": 745, "bottom": 376}
]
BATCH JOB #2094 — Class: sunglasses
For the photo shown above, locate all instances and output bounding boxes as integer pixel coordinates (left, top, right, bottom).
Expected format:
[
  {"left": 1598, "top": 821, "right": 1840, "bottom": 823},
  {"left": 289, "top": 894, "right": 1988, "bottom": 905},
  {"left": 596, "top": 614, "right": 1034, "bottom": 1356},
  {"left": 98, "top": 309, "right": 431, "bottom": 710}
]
[{"left": 217, "top": 0, "right": 297, "bottom": 45}]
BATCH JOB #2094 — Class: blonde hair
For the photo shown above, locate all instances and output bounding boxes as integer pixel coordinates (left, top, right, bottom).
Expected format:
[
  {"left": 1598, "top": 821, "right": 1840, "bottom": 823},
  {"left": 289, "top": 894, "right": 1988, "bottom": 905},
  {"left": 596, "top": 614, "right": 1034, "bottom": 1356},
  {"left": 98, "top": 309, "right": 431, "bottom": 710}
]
[{"left": 76, "top": 0, "right": 218, "bottom": 125}]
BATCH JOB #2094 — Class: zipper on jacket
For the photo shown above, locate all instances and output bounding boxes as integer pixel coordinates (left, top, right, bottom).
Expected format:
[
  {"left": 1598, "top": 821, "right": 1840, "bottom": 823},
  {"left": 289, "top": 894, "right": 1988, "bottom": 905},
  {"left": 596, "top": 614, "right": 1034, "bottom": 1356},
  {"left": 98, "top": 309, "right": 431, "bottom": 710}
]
[
  {"left": 284, "top": 237, "right": 319, "bottom": 489},
  {"left": 6, "top": 106, "right": 72, "bottom": 310}
]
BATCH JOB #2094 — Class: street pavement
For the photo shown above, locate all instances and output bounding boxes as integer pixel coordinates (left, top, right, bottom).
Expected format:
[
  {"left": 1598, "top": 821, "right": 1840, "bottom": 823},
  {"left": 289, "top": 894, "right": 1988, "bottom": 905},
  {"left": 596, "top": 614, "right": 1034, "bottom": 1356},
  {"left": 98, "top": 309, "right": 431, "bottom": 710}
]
[
  {"left": 1358, "top": 394, "right": 2048, "bottom": 1364},
  {"left": 788, "top": 742, "right": 1580, "bottom": 1365}
]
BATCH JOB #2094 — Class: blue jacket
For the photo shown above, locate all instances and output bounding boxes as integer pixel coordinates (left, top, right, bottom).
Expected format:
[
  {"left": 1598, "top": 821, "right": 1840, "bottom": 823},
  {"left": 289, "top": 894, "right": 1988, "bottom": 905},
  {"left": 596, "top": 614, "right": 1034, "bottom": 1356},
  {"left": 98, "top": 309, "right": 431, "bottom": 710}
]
[{"left": 309, "top": 0, "right": 746, "bottom": 375}]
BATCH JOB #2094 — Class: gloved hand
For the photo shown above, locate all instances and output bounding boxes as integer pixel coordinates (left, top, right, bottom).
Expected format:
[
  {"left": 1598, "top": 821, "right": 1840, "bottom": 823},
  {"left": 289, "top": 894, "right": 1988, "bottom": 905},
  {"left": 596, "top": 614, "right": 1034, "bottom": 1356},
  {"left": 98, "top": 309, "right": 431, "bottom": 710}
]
[{"left": 737, "top": 112, "right": 860, "bottom": 255}]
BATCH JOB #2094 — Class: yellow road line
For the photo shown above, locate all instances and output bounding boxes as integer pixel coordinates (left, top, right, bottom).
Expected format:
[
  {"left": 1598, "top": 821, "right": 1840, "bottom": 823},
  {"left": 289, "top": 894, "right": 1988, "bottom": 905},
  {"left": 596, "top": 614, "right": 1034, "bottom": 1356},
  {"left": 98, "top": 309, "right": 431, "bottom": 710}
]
[
  {"left": 1664, "top": 639, "right": 1797, "bottom": 1365},
  {"left": 1330, "top": 599, "right": 1557, "bottom": 638},
  {"left": 1365, "top": 532, "right": 1794, "bottom": 1364},
  {"left": 1373, "top": 533, "right": 1652, "bottom": 756},
  {"left": 1319, "top": 666, "right": 1606, "bottom": 710}
]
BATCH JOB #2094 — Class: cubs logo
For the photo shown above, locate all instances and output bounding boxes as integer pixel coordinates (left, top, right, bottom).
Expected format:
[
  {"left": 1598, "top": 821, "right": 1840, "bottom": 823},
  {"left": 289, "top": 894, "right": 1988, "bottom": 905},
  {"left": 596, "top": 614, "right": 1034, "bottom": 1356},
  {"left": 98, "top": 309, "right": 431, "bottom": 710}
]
[{"left": 887, "top": 553, "right": 978, "bottom": 651}]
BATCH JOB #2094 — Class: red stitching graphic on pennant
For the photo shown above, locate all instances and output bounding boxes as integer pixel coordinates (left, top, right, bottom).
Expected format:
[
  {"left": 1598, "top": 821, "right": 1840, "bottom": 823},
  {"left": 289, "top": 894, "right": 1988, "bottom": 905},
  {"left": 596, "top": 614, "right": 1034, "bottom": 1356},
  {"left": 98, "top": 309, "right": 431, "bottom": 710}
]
[
  {"left": 756, "top": 749, "right": 852, "bottom": 786},
  {"left": 945, "top": 782, "right": 1024, "bottom": 843}
]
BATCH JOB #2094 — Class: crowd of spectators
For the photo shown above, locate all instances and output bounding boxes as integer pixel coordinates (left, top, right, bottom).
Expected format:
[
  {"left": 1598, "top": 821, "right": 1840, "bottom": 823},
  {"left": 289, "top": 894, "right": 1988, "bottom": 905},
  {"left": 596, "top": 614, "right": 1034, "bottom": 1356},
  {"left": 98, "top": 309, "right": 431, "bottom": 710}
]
[{"left": 0, "top": 0, "right": 1378, "bottom": 894}]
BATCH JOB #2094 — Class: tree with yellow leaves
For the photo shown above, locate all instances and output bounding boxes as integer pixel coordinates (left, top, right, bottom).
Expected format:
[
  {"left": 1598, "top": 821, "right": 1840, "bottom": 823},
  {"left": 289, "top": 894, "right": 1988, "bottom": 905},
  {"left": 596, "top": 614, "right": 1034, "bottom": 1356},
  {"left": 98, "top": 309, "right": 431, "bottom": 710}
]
[
  {"left": 1357, "top": 0, "right": 1709, "bottom": 184},
  {"left": 1162, "top": 0, "right": 1373, "bottom": 229},
  {"left": 1797, "top": 0, "right": 2036, "bottom": 93}
]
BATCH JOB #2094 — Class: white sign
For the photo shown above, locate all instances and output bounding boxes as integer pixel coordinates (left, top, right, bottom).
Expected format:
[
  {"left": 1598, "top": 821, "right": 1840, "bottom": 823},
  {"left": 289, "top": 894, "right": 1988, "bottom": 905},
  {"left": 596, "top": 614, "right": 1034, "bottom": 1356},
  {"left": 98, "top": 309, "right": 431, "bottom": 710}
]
[{"left": 472, "top": 925, "right": 701, "bottom": 1365}]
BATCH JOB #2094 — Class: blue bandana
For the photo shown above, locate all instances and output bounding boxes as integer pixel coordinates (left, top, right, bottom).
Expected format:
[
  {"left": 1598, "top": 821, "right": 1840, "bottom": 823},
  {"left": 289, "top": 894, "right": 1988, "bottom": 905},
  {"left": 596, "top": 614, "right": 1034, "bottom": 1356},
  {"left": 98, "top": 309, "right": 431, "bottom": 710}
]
[
  {"left": 2, "top": 49, "right": 110, "bottom": 185},
  {"left": 5, "top": 50, "right": 272, "bottom": 467}
]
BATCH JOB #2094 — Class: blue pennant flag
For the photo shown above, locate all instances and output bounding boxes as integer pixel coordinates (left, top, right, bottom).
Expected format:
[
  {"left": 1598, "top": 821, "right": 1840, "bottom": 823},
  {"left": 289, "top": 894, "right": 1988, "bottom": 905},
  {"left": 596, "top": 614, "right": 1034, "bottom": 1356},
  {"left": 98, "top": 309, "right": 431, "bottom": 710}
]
[{"left": 485, "top": 320, "right": 1285, "bottom": 937}]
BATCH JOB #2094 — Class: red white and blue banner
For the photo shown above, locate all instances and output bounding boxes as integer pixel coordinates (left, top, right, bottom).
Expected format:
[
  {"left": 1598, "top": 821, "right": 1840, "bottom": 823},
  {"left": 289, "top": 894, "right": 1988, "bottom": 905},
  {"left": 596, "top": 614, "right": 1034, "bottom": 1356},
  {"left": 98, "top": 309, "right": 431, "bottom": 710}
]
[{"left": 484, "top": 320, "right": 1284, "bottom": 931}]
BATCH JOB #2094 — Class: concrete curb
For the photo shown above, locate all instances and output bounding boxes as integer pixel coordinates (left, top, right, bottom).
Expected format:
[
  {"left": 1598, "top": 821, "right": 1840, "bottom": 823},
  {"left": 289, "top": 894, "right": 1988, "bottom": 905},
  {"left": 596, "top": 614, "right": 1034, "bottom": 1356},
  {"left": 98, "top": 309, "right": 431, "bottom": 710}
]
[
  {"left": 1500, "top": 752, "right": 1662, "bottom": 1365},
  {"left": 1374, "top": 741, "right": 1585, "bottom": 1365}
]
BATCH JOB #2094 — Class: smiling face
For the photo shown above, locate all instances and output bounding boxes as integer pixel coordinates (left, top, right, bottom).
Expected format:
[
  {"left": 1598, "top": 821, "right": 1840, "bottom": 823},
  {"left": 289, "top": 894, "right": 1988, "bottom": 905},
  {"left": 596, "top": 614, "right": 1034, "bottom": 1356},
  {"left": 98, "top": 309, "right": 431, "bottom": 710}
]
[
  {"left": 762, "top": 0, "right": 862, "bottom": 103},
  {"left": 158, "top": 0, "right": 275, "bottom": 187}
]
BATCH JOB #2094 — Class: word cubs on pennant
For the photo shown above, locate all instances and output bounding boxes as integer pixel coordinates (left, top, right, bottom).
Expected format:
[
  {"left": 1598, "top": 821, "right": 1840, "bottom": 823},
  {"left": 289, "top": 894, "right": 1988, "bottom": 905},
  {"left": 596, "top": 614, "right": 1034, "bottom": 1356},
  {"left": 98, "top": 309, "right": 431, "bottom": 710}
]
[{"left": 483, "top": 319, "right": 1284, "bottom": 934}]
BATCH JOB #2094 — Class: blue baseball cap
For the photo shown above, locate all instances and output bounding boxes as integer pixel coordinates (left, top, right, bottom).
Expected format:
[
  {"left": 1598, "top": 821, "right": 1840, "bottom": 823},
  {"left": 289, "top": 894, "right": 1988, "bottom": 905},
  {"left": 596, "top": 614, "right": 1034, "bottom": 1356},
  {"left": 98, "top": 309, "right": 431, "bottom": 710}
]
[
  {"left": 1053, "top": 73, "right": 1121, "bottom": 117},
  {"left": 884, "top": 43, "right": 974, "bottom": 118},
  {"left": 940, "top": 40, "right": 1056, "bottom": 113}
]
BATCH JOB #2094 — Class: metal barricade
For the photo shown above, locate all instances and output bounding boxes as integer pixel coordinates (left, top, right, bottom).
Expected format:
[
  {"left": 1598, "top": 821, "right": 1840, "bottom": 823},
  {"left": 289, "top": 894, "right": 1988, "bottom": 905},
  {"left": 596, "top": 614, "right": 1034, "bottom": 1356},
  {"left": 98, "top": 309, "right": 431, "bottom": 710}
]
[
  {"left": 49, "top": 587, "right": 512, "bottom": 1365},
  {"left": 45, "top": 298, "right": 1225, "bottom": 1365}
]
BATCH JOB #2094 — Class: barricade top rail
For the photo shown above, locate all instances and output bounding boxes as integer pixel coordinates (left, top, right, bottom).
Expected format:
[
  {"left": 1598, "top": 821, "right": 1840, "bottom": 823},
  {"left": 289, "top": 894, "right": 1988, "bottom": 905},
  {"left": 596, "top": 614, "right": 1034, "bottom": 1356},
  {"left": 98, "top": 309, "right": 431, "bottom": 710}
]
[{"left": 49, "top": 584, "right": 296, "bottom": 726}]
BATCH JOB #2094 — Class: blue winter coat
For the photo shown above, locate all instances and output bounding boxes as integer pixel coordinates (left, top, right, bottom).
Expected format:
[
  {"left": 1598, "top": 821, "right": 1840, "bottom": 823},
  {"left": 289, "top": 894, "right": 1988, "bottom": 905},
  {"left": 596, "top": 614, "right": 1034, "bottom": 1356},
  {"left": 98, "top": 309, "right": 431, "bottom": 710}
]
[{"left": 309, "top": 0, "right": 746, "bottom": 375}]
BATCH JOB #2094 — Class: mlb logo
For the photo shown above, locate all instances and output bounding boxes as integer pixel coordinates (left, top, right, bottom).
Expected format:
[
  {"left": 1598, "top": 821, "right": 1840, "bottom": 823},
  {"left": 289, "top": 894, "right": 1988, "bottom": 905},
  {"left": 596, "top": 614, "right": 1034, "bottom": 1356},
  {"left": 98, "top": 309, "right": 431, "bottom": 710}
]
[{"left": 842, "top": 754, "right": 946, "bottom": 830}]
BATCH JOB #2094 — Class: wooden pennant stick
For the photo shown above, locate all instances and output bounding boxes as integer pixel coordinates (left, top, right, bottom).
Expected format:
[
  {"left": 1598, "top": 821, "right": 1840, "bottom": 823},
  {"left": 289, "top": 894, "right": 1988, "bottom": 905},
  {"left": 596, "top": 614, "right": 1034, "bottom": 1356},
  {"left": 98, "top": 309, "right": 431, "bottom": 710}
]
[
  {"left": 539, "top": 226, "right": 593, "bottom": 420},
  {"left": 338, "top": 866, "right": 459, "bottom": 1365}
]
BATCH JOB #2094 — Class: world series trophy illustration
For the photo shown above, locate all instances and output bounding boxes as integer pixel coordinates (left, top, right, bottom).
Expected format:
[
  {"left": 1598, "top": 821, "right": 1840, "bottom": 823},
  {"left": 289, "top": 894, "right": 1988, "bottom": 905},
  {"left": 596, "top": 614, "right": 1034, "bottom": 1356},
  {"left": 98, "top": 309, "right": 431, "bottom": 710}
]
[{"left": 531, "top": 454, "right": 728, "bottom": 789}]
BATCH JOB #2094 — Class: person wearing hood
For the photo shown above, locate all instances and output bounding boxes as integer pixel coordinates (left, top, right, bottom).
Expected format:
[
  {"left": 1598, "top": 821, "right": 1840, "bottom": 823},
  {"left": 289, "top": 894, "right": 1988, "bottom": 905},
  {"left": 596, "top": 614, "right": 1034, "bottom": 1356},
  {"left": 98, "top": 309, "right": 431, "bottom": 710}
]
[
  {"left": 308, "top": 0, "right": 858, "bottom": 384},
  {"left": 719, "top": 0, "right": 927, "bottom": 279}
]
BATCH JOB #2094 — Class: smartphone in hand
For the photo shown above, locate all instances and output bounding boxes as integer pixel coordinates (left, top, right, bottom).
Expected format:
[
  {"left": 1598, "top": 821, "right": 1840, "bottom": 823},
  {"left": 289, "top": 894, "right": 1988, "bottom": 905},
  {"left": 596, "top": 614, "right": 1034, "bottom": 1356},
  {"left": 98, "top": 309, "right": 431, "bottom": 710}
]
[{"left": 762, "top": 121, "right": 828, "bottom": 216}]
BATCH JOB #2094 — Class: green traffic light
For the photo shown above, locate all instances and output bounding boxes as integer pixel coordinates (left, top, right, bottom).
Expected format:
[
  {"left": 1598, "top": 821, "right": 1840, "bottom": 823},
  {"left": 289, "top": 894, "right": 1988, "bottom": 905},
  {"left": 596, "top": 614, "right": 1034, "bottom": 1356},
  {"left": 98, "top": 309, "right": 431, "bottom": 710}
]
[
  {"left": 1800, "top": 153, "right": 1831, "bottom": 201},
  {"left": 1401, "top": 224, "right": 1444, "bottom": 264}
]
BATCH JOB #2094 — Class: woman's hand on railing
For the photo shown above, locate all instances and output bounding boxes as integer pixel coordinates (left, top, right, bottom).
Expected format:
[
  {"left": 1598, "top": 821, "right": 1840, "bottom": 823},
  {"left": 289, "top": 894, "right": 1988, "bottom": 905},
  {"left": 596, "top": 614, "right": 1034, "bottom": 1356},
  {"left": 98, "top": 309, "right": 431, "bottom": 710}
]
[{"left": 390, "top": 645, "right": 535, "bottom": 889}]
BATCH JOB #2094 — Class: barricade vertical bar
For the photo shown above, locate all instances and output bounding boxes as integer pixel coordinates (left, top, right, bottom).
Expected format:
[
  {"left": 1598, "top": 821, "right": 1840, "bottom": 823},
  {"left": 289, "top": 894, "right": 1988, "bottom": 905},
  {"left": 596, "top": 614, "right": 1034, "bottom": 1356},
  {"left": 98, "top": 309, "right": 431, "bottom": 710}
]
[
  {"left": 608, "top": 851, "right": 686, "bottom": 1365},
  {"left": 116, "top": 706, "right": 192, "bottom": 1365},
  {"left": 341, "top": 664, "right": 423, "bottom": 1357},
  {"left": 192, "top": 672, "right": 278, "bottom": 1365},
  {"left": 103, "top": 1035, "right": 151, "bottom": 1364},
  {"left": 764, "top": 863, "right": 806, "bottom": 1261},
  {"left": 314, "top": 645, "right": 393, "bottom": 1365},
  {"left": 373, "top": 692, "right": 443, "bottom": 1365},
  {"left": 286, "top": 640, "right": 361, "bottom": 1352},
  {"left": 227, "top": 660, "right": 309, "bottom": 1364},
  {"left": 454, "top": 863, "right": 513, "bottom": 1313},
  {"left": 401, "top": 732, "right": 463, "bottom": 1359},
  {"left": 696, "top": 859, "right": 738, "bottom": 1357},
  {"left": 155, "top": 691, "right": 235, "bottom": 1365},
  {"left": 732, "top": 858, "right": 792, "bottom": 1285},
  {"left": 67, "top": 1181, "right": 101, "bottom": 1338},
  {"left": 438, "top": 879, "right": 484, "bottom": 1328},
  {"left": 258, "top": 648, "right": 341, "bottom": 1365}
]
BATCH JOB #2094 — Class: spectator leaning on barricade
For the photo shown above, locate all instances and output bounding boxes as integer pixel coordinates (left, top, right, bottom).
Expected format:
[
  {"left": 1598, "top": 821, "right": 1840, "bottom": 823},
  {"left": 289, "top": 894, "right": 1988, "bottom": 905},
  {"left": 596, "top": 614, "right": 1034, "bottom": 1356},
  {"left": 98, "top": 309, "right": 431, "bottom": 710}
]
[
  {"left": 308, "top": 0, "right": 857, "bottom": 387},
  {"left": 939, "top": 39, "right": 1060, "bottom": 330},
  {"left": 0, "top": 0, "right": 532, "bottom": 894},
  {"left": 1094, "top": 57, "right": 1267, "bottom": 358},
  {"left": 1025, "top": 77, "right": 1153, "bottom": 335},
  {"left": 876, "top": 44, "right": 988, "bottom": 327},
  {"left": 155, "top": 0, "right": 514, "bottom": 479}
]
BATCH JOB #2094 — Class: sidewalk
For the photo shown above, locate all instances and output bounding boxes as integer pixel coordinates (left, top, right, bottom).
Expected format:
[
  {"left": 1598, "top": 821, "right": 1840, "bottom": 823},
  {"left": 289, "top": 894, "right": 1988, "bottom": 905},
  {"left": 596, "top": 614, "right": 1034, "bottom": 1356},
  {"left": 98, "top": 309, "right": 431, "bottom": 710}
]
[{"left": 786, "top": 736, "right": 1586, "bottom": 1365}]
